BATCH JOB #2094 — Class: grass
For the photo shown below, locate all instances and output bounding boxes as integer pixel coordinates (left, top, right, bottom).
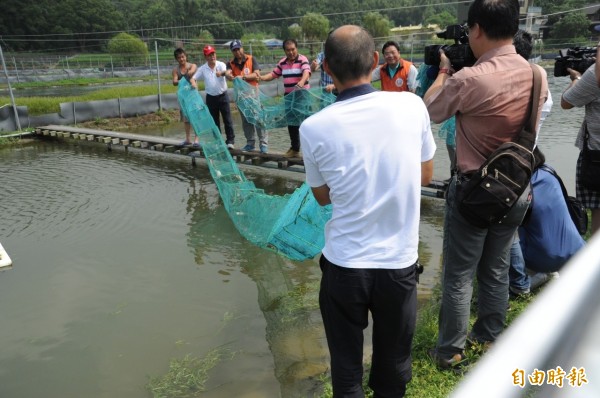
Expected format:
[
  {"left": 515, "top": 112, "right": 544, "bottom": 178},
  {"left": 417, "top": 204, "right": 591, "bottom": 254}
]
[
  {"left": 5, "top": 76, "right": 167, "bottom": 89},
  {"left": 146, "top": 349, "right": 227, "bottom": 398},
  {"left": 0, "top": 85, "right": 179, "bottom": 115},
  {"left": 0, "top": 78, "right": 218, "bottom": 115}
]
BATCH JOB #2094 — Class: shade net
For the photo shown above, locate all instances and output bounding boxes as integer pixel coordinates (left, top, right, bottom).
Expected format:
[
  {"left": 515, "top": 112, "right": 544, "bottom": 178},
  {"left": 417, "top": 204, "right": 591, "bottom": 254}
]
[{"left": 178, "top": 79, "right": 333, "bottom": 261}]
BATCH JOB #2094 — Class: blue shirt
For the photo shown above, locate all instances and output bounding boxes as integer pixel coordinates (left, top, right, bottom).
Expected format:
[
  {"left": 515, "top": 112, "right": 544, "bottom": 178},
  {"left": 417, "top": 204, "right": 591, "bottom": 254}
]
[
  {"left": 316, "top": 52, "right": 334, "bottom": 87},
  {"left": 519, "top": 166, "right": 585, "bottom": 272}
]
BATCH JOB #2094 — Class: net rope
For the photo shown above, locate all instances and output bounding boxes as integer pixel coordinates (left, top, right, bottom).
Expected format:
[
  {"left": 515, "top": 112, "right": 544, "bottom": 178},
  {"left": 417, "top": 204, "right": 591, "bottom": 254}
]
[{"left": 178, "top": 79, "right": 334, "bottom": 261}]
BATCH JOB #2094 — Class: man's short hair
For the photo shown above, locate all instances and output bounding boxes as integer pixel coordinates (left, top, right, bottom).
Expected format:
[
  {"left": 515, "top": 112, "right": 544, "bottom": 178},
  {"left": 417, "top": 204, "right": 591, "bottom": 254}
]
[
  {"left": 514, "top": 29, "right": 533, "bottom": 60},
  {"left": 324, "top": 25, "right": 375, "bottom": 84},
  {"left": 283, "top": 38, "right": 297, "bottom": 50},
  {"left": 468, "top": 0, "right": 520, "bottom": 40},
  {"left": 382, "top": 41, "right": 401, "bottom": 54},
  {"left": 174, "top": 48, "right": 186, "bottom": 59}
]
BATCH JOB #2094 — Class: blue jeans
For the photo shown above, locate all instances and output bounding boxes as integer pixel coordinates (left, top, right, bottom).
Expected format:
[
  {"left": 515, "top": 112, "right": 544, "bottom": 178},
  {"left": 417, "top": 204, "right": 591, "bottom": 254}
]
[
  {"left": 436, "top": 176, "right": 531, "bottom": 357},
  {"left": 509, "top": 235, "right": 530, "bottom": 293},
  {"left": 241, "top": 112, "right": 267, "bottom": 147}
]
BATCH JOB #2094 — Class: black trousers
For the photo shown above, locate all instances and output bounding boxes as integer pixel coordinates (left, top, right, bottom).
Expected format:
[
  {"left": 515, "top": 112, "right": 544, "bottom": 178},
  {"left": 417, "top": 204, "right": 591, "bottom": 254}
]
[
  {"left": 288, "top": 125, "right": 300, "bottom": 151},
  {"left": 206, "top": 92, "right": 235, "bottom": 144},
  {"left": 319, "top": 255, "right": 417, "bottom": 398}
]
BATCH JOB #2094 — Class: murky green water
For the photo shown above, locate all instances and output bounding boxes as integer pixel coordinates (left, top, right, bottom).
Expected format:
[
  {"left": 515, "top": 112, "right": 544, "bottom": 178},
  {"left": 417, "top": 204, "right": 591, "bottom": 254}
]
[{"left": 0, "top": 74, "right": 583, "bottom": 397}]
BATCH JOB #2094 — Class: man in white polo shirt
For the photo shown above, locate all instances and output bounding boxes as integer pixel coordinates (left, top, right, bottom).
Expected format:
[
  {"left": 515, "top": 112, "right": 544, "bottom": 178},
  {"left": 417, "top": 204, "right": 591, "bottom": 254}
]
[
  {"left": 192, "top": 45, "right": 236, "bottom": 149},
  {"left": 300, "top": 25, "right": 435, "bottom": 398}
]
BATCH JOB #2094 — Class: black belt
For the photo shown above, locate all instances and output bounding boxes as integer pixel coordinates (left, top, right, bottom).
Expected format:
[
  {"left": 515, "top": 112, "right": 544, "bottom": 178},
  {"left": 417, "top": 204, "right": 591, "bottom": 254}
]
[{"left": 206, "top": 92, "right": 226, "bottom": 98}]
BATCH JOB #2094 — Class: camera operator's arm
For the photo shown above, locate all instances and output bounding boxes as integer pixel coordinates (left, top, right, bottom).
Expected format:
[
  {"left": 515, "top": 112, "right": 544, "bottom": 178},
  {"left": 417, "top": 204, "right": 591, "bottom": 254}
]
[
  {"left": 561, "top": 68, "right": 581, "bottom": 109},
  {"left": 423, "top": 51, "right": 453, "bottom": 103}
]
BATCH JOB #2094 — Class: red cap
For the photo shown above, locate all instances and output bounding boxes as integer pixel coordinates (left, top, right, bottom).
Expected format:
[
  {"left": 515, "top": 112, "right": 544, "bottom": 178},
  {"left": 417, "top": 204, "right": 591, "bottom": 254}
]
[{"left": 203, "top": 45, "right": 216, "bottom": 56}]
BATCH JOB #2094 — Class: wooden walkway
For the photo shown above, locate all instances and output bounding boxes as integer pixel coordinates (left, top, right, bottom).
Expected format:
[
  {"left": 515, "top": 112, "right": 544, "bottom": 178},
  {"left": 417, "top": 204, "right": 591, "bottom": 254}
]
[
  {"left": 34, "top": 125, "right": 447, "bottom": 198},
  {"left": 34, "top": 125, "right": 304, "bottom": 169}
]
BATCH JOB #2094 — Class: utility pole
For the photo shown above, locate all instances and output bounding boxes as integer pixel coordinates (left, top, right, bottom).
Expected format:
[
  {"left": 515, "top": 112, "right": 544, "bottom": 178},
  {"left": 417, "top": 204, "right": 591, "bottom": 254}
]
[{"left": 0, "top": 44, "right": 21, "bottom": 131}]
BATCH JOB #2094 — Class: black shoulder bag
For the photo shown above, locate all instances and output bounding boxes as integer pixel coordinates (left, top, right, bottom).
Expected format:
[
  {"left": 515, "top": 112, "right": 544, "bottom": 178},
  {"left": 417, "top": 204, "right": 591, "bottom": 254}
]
[
  {"left": 580, "top": 124, "right": 600, "bottom": 191},
  {"left": 455, "top": 64, "right": 542, "bottom": 228},
  {"left": 539, "top": 164, "right": 588, "bottom": 235}
]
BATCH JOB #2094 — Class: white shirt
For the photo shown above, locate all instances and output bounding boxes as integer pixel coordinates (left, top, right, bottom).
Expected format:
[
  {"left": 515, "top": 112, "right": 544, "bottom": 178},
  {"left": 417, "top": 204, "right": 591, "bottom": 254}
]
[
  {"left": 193, "top": 61, "right": 228, "bottom": 96},
  {"left": 301, "top": 88, "right": 436, "bottom": 269}
]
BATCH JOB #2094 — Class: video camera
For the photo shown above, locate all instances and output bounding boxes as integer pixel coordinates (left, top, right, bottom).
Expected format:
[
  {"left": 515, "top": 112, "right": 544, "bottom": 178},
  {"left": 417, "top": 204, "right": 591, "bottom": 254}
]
[
  {"left": 553, "top": 47, "right": 597, "bottom": 77},
  {"left": 424, "top": 24, "right": 476, "bottom": 71}
]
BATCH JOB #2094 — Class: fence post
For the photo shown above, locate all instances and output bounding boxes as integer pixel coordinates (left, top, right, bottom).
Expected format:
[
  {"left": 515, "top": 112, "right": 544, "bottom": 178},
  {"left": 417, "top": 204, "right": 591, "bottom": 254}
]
[
  {"left": 155, "top": 41, "right": 162, "bottom": 111},
  {"left": 1, "top": 45, "right": 21, "bottom": 131},
  {"left": 11, "top": 57, "right": 20, "bottom": 84}
]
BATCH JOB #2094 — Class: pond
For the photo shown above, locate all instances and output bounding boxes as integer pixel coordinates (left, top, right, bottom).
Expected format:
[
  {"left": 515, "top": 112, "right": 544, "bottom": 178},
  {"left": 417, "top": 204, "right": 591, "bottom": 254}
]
[{"left": 0, "top": 74, "right": 584, "bottom": 397}]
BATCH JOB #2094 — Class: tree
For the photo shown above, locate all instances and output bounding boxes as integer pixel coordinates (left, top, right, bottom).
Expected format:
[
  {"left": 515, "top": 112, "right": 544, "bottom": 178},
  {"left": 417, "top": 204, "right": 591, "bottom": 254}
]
[
  {"left": 241, "top": 33, "right": 269, "bottom": 57},
  {"left": 300, "top": 13, "right": 330, "bottom": 57},
  {"left": 424, "top": 10, "right": 456, "bottom": 30},
  {"left": 192, "top": 30, "right": 215, "bottom": 54},
  {"left": 287, "top": 24, "right": 303, "bottom": 41},
  {"left": 107, "top": 32, "right": 148, "bottom": 67},
  {"left": 362, "top": 12, "right": 391, "bottom": 44},
  {"left": 551, "top": 12, "right": 591, "bottom": 44}
]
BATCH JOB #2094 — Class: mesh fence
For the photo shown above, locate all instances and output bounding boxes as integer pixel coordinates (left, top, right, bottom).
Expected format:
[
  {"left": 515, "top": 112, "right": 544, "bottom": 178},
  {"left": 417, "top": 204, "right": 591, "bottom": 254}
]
[{"left": 178, "top": 78, "right": 333, "bottom": 261}]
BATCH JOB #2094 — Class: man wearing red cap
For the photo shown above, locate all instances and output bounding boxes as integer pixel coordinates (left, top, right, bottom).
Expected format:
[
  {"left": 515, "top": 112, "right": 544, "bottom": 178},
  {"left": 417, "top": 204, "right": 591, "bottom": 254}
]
[{"left": 192, "top": 45, "right": 236, "bottom": 149}]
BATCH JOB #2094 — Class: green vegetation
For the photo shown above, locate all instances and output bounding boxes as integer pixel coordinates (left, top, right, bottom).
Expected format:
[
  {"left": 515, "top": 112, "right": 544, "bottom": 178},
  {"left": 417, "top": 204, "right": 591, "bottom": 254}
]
[
  {"left": 106, "top": 32, "right": 149, "bottom": 67},
  {"left": 0, "top": 0, "right": 595, "bottom": 58},
  {"left": 6, "top": 76, "right": 165, "bottom": 89},
  {"left": 147, "top": 349, "right": 226, "bottom": 398},
  {"left": 0, "top": 85, "right": 177, "bottom": 115},
  {"left": 0, "top": 81, "right": 222, "bottom": 115}
]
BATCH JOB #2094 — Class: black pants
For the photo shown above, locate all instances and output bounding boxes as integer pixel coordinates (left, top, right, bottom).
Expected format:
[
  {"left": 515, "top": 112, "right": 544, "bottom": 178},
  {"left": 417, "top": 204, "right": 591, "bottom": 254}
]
[
  {"left": 288, "top": 125, "right": 300, "bottom": 151},
  {"left": 319, "top": 255, "right": 417, "bottom": 398},
  {"left": 206, "top": 92, "right": 235, "bottom": 144}
]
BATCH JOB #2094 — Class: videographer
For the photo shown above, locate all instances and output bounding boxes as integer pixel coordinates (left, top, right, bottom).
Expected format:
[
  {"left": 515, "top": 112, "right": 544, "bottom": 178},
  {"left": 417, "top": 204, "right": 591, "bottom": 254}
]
[
  {"left": 561, "top": 61, "right": 600, "bottom": 236},
  {"left": 424, "top": 0, "right": 548, "bottom": 371}
]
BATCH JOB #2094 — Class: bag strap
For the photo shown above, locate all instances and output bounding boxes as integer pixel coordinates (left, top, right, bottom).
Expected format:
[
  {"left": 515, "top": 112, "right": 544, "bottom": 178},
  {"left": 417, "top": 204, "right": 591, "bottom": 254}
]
[
  {"left": 539, "top": 164, "right": 570, "bottom": 201},
  {"left": 517, "top": 64, "right": 543, "bottom": 150}
]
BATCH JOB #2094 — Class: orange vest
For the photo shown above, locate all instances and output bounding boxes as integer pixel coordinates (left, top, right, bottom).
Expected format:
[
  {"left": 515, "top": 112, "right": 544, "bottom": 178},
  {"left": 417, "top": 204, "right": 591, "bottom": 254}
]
[
  {"left": 380, "top": 59, "right": 412, "bottom": 92},
  {"left": 229, "top": 55, "right": 258, "bottom": 87}
]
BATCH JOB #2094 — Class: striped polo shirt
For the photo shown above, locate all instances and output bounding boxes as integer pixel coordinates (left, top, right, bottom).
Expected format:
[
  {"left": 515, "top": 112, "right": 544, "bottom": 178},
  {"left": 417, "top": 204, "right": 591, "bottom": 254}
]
[{"left": 272, "top": 54, "right": 311, "bottom": 94}]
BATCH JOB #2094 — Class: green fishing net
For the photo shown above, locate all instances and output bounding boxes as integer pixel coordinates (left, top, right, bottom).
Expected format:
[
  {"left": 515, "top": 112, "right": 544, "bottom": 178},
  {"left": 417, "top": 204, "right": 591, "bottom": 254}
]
[
  {"left": 177, "top": 79, "right": 333, "bottom": 261},
  {"left": 232, "top": 78, "right": 336, "bottom": 129}
]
